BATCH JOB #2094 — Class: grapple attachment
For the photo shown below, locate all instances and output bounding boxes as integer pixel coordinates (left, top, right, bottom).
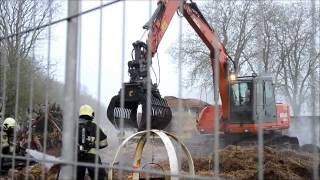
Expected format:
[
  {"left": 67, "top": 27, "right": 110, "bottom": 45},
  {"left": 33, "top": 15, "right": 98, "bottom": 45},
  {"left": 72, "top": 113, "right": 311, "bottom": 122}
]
[
  {"left": 107, "top": 41, "right": 172, "bottom": 130},
  {"left": 107, "top": 83, "right": 172, "bottom": 131}
]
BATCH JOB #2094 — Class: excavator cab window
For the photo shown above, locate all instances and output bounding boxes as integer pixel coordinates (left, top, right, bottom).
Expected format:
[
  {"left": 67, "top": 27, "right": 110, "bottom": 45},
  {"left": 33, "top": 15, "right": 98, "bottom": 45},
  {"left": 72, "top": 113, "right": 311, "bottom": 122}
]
[
  {"left": 263, "top": 80, "right": 277, "bottom": 121},
  {"left": 254, "top": 77, "right": 276, "bottom": 123},
  {"left": 231, "top": 82, "right": 252, "bottom": 106},
  {"left": 229, "top": 81, "right": 254, "bottom": 123}
]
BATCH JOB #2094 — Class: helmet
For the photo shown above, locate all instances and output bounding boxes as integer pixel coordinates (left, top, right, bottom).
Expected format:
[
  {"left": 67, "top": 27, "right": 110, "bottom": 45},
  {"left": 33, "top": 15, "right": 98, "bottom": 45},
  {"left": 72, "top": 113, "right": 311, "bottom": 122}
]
[
  {"left": 79, "top": 104, "right": 94, "bottom": 118},
  {"left": 3, "top": 117, "right": 16, "bottom": 130}
]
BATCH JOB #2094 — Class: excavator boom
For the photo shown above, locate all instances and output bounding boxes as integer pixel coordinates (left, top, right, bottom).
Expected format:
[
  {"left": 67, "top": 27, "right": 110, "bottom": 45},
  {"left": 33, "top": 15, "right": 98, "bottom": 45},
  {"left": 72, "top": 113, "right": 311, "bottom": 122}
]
[{"left": 145, "top": 0, "right": 231, "bottom": 120}]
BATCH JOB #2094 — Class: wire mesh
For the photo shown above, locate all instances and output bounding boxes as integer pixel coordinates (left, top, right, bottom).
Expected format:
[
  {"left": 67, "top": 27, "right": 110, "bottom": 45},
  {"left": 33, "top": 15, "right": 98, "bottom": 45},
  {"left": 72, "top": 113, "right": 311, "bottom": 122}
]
[
  {"left": 0, "top": 0, "right": 318, "bottom": 180},
  {"left": 24, "top": 2, "right": 37, "bottom": 179},
  {"left": 93, "top": 0, "right": 104, "bottom": 179},
  {"left": 60, "top": 0, "right": 79, "bottom": 178},
  {"left": 73, "top": 0, "right": 82, "bottom": 178},
  {"left": 177, "top": 0, "right": 184, "bottom": 173},
  {"left": 0, "top": 51, "right": 7, "bottom": 176},
  {"left": 257, "top": 2, "right": 264, "bottom": 180},
  {"left": 41, "top": 1, "right": 53, "bottom": 179},
  {"left": 310, "top": 1, "right": 319, "bottom": 180}
]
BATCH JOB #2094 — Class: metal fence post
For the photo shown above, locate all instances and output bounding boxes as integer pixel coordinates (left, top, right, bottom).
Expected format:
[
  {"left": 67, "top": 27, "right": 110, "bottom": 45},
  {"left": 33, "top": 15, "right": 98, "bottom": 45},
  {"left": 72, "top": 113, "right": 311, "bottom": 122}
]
[{"left": 60, "top": 0, "right": 80, "bottom": 178}]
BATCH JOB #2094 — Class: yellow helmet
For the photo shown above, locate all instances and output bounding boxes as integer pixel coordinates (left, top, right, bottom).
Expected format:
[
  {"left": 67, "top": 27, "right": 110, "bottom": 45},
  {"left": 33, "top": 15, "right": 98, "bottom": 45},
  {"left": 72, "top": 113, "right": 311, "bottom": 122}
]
[
  {"left": 3, "top": 117, "right": 16, "bottom": 130},
  {"left": 79, "top": 104, "right": 94, "bottom": 118}
]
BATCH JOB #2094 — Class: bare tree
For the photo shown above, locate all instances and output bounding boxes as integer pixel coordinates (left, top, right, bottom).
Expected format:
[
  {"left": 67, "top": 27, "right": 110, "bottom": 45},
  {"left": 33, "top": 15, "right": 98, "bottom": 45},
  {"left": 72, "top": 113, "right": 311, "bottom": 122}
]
[
  {"left": 248, "top": 1, "right": 282, "bottom": 74},
  {"left": 0, "top": 0, "right": 54, "bottom": 65},
  {"left": 273, "top": 4, "right": 319, "bottom": 115},
  {"left": 169, "top": 0, "right": 256, "bottom": 88},
  {"left": 243, "top": 2, "right": 319, "bottom": 116},
  {"left": 0, "top": 0, "right": 56, "bottom": 117}
]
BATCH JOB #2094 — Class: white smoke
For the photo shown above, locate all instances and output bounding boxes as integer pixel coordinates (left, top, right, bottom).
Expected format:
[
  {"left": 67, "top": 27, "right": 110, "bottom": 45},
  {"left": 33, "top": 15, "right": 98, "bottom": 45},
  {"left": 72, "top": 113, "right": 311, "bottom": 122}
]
[{"left": 288, "top": 116, "right": 320, "bottom": 146}]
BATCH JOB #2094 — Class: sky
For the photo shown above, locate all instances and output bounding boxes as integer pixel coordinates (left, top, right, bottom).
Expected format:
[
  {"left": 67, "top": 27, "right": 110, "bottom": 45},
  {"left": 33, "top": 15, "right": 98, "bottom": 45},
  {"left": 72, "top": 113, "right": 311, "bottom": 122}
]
[{"left": 40, "top": 0, "right": 210, "bottom": 108}]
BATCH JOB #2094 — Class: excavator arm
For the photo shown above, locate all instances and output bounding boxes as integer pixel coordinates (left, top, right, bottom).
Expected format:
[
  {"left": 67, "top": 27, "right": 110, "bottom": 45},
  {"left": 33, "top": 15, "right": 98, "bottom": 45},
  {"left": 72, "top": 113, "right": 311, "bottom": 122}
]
[
  {"left": 182, "top": 2, "right": 229, "bottom": 119},
  {"left": 143, "top": 0, "right": 180, "bottom": 55},
  {"left": 107, "top": 0, "right": 231, "bottom": 131},
  {"left": 145, "top": 0, "right": 230, "bottom": 119}
]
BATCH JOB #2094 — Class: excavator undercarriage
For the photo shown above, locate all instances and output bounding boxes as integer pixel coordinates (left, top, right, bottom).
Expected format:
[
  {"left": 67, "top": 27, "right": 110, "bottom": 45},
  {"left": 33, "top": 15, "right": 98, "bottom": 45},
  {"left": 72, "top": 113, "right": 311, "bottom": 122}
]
[{"left": 221, "top": 132, "right": 299, "bottom": 149}]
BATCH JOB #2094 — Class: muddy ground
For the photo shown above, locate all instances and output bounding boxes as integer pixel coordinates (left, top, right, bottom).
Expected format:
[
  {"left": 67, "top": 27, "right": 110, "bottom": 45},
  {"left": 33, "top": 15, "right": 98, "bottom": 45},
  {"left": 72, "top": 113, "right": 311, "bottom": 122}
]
[{"left": 109, "top": 142, "right": 320, "bottom": 180}]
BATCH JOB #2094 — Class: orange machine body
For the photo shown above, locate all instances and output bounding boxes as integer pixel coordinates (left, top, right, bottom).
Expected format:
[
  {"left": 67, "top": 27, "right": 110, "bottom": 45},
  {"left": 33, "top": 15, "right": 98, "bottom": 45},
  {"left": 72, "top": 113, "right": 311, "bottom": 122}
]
[{"left": 197, "top": 103, "right": 290, "bottom": 134}]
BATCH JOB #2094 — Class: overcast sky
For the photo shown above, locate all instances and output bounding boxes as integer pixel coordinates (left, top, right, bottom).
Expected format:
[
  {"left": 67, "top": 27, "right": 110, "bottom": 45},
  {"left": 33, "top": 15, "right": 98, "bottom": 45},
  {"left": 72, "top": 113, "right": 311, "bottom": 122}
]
[{"left": 37, "top": 0, "right": 212, "bottom": 108}]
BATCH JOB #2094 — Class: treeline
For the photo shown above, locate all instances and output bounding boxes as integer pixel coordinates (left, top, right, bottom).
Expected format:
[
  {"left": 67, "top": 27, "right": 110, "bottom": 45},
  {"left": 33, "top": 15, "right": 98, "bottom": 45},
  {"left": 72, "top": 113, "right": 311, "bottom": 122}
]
[
  {"left": 0, "top": 0, "right": 109, "bottom": 126},
  {"left": 0, "top": 55, "right": 64, "bottom": 121}
]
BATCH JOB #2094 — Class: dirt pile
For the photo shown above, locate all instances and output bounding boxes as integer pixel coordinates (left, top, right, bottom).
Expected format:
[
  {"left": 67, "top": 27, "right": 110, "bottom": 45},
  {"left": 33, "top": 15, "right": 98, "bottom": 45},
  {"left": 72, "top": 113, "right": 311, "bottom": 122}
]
[
  {"left": 183, "top": 145, "right": 318, "bottom": 179},
  {"left": 109, "top": 145, "right": 319, "bottom": 179},
  {"left": 0, "top": 164, "right": 46, "bottom": 180},
  {"left": 0, "top": 164, "right": 92, "bottom": 180}
]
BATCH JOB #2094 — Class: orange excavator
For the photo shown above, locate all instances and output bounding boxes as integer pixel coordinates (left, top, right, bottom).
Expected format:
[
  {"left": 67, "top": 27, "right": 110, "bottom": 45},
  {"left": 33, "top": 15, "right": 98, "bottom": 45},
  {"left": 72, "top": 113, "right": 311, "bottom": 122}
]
[{"left": 107, "top": 0, "right": 298, "bottom": 145}]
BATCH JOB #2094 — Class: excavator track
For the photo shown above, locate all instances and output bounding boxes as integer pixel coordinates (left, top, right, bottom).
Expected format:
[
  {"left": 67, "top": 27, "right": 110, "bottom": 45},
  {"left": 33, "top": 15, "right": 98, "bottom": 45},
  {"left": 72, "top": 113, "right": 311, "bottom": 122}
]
[
  {"left": 107, "top": 93, "right": 172, "bottom": 131},
  {"left": 221, "top": 132, "right": 299, "bottom": 149}
]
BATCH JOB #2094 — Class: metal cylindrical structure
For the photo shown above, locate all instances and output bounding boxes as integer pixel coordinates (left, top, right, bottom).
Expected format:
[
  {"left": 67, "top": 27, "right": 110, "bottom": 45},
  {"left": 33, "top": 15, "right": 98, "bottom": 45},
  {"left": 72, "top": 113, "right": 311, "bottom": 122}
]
[{"left": 108, "top": 130, "right": 195, "bottom": 180}]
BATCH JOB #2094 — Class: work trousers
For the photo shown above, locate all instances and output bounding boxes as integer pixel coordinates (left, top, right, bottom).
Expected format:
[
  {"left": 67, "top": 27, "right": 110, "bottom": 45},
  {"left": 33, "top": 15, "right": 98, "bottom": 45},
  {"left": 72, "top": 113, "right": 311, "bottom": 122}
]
[{"left": 76, "top": 152, "right": 107, "bottom": 180}]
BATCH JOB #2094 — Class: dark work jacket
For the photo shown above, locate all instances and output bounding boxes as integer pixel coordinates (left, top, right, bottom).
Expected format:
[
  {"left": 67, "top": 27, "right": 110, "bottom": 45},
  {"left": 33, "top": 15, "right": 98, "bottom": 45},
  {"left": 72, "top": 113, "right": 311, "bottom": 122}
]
[{"left": 78, "top": 118, "right": 108, "bottom": 154}]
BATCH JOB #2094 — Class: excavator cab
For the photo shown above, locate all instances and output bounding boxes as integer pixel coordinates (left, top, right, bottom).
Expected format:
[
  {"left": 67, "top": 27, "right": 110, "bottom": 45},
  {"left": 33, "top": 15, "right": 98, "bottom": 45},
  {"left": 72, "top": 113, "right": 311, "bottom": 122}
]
[
  {"left": 107, "top": 41, "right": 172, "bottom": 131},
  {"left": 228, "top": 75, "right": 277, "bottom": 125},
  {"left": 197, "top": 75, "right": 280, "bottom": 134}
]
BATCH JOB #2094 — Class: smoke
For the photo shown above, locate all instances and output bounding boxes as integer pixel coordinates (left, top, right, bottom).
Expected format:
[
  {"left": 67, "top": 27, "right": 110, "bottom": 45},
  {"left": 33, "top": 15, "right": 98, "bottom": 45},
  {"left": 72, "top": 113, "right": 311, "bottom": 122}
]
[{"left": 288, "top": 116, "right": 320, "bottom": 146}]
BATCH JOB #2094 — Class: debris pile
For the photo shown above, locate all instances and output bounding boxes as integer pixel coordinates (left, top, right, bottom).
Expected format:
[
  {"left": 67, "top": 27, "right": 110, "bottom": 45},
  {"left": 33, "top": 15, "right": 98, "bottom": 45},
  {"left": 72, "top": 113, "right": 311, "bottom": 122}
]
[
  {"left": 184, "top": 145, "right": 318, "bottom": 179},
  {"left": 31, "top": 103, "right": 63, "bottom": 154},
  {"left": 18, "top": 103, "right": 63, "bottom": 156},
  {"left": 0, "top": 164, "right": 46, "bottom": 180},
  {"left": 109, "top": 145, "right": 319, "bottom": 179}
]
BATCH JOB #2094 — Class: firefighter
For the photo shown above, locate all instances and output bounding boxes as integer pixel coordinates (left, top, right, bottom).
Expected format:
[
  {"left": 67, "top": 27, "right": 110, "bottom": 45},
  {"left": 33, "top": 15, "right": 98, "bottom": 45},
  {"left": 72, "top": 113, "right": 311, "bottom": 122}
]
[
  {"left": 77, "top": 104, "right": 108, "bottom": 180},
  {"left": 1, "top": 117, "right": 17, "bottom": 154},
  {"left": 0, "top": 117, "right": 17, "bottom": 174}
]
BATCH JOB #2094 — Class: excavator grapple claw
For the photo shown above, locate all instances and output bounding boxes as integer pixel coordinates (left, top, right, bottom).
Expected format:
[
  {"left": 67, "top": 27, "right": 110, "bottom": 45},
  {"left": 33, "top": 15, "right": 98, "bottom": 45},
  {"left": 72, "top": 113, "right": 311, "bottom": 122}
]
[
  {"left": 107, "top": 95, "right": 139, "bottom": 129},
  {"left": 107, "top": 83, "right": 172, "bottom": 131}
]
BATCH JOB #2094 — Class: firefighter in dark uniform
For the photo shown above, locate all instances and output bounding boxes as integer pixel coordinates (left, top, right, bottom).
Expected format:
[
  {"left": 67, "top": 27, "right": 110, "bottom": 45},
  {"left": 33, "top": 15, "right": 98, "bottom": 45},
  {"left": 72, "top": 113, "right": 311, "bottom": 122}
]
[
  {"left": 0, "top": 117, "right": 18, "bottom": 174},
  {"left": 77, "top": 104, "right": 108, "bottom": 180},
  {"left": 1, "top": 117, "right": 17, "bottom": 154}
]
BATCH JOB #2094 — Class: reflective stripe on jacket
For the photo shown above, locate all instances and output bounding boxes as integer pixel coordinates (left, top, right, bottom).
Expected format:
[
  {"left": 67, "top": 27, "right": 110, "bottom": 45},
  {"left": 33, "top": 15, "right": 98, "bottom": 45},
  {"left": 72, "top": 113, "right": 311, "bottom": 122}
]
[
  {"left": 1, "top": 132, "right": 9, "bottom": 148},
  {"left": 83, "top": 138, "right": 108, "bottom": 155}
]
